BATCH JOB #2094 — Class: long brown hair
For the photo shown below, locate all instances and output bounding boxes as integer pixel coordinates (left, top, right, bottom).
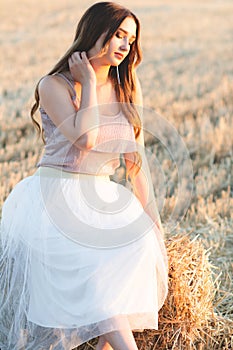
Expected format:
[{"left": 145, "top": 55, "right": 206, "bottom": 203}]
[{"left": 31, "top": 1, "right": 143, "bottom": 181}]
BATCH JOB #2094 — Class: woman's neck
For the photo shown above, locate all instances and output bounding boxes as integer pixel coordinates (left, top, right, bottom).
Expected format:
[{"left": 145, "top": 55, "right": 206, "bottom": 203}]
[
  {"left": 92, "top": 62, "right": 111, "bottom": 86},
  {"left": 63, "top": 67, "right": 110, "bottom": 87}
]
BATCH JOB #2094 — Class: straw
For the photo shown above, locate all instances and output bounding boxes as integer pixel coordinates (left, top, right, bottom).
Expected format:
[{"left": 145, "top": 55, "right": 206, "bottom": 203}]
[{"left": 77, "top": 233, "right": 233, "bottom": 349}]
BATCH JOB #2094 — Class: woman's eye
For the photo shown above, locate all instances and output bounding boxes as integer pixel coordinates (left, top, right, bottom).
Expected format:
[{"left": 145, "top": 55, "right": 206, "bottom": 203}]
[
  {"left": 116, "top": 33, "right": 122, "bottom": 39},
  {"left": 116, "top": 32, "right": 135, "bottom": 46}
]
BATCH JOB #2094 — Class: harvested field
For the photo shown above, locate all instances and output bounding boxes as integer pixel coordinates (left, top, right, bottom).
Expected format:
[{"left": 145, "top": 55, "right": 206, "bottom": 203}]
[{"left": 1, "top": 0, "right": 232, "bottom": 349}]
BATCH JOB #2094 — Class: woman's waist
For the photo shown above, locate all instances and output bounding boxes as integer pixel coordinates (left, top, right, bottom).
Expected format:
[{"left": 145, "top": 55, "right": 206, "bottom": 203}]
[
  {"left": 36, "top": 148, "right": 121, "bottom": 176},
  {"left": 34, "top": 166, "right": 111, "bottom": 181}
]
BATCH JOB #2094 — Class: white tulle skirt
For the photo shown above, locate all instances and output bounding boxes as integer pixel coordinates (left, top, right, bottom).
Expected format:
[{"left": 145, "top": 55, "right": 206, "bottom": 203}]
[{"left": 0, "top": 166, "right": 168, "bottom": 350}]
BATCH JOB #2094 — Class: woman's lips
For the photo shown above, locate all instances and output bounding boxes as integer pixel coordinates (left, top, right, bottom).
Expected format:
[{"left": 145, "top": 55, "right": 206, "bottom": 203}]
[{"left": 114, "top": 52, "right": 124, "bottom": 59}]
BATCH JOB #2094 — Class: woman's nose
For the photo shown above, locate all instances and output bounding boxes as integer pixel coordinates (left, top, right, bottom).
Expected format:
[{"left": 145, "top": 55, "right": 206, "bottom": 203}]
[{"left": 120, "top": 39, "right": 129, "bottom": 51}]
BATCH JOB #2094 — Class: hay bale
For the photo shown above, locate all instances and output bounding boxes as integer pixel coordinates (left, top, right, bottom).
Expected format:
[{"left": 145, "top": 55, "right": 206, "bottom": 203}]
[
  {"left": 76, "top": 233, "right": 233, "bottom": 350},
  {"left": 148, "top": 233, "right": 217, "bottom": 349},
  {"left": 134, "top": 233, "right": 233, "bottom": 350}
]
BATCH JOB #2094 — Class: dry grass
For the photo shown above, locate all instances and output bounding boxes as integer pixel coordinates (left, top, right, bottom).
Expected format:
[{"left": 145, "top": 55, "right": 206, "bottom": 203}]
[{"left": 1, "top": 0, "right": 233, "bottom": 349}]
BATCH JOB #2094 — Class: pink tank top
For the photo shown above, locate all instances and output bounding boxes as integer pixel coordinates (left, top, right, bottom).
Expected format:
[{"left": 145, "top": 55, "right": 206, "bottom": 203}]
[{"left": 36, "top": 73, "right": 138, "bottom": 175}]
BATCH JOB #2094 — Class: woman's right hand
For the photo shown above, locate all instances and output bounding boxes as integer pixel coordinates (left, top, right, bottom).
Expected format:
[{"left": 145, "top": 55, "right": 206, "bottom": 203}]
[{"left": 68, "top": 51, "right": 96, "bottom": 85}]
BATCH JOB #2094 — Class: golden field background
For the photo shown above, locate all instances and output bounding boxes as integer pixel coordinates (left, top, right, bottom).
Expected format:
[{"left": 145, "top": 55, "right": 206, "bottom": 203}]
[{"left": 0, "top": 0, "right": 233, "bottom": 348}]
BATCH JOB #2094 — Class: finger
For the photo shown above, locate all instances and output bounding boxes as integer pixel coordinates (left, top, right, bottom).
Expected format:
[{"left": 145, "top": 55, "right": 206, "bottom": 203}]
[
  {"left": 68, "top": 56, "right": 73, "bottom": 65},
  {"left": 79, "top": 51, "right": 84, "bottom": 59},
  {"left": 71, "top": 52, "right": 81, "bottom": 62},
  {"left": 69, "top": 54, "right": 75, "bottom": 64},
  {"left": 75, "top": 51, "right": 82, "bottom": 60},
  {"left": 80, "top": 51, "right": 90, "bottom": 64},
  {"left": 68, "top": 58, "right": 75, "bottom": 71}
]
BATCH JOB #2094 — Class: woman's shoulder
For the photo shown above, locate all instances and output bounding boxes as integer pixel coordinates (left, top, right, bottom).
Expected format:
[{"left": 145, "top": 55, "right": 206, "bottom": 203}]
[
  {"left": 38, "top": 75, "right": 64, "bottom": 97},
  {"left": 38, "top": 74, "right": 67, "bottom": 93},
  {"left": 38, "top": 73, "right": 77, "bottom": 102}
]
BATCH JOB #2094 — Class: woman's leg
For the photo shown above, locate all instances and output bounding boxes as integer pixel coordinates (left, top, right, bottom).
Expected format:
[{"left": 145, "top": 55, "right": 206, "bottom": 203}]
[
  {"left": 96, "top": 335, "right": 113, "bottom": 350},
  {"left": 101, "top": 329, "right": 138, "bottom": 350}
]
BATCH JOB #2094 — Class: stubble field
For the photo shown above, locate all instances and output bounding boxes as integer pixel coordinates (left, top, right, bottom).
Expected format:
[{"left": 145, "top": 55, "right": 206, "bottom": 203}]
[{"left": 0, "top": 0, "right": 232, "bottom": 349}]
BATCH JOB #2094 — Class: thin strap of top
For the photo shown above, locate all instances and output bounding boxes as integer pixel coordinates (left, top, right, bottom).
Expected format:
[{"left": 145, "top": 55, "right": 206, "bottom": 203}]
[{"left": 56, "top": 72, "right": 78, "bottom": 101}]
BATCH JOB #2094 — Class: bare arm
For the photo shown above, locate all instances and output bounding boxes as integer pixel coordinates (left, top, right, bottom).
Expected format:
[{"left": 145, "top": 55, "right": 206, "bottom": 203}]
[
  {"left": 123, "top": 74, "right": 163, "bottom": 233},
  {"left": 38, "top": 51, "right": 99, "bottom": 150},
  {"left": 123, "top": 73, "right": 149, "bottom": 208}
]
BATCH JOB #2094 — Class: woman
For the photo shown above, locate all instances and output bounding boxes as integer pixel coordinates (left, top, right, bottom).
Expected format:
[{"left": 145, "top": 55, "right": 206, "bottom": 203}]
[{"left": 0, "top": 2, "right": 168, "bottom": 349}]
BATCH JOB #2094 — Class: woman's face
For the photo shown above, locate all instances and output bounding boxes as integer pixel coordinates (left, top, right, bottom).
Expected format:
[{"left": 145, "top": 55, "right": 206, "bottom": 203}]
[{"left": 88, "top": 16, "right": 137, "bottom": 66}]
